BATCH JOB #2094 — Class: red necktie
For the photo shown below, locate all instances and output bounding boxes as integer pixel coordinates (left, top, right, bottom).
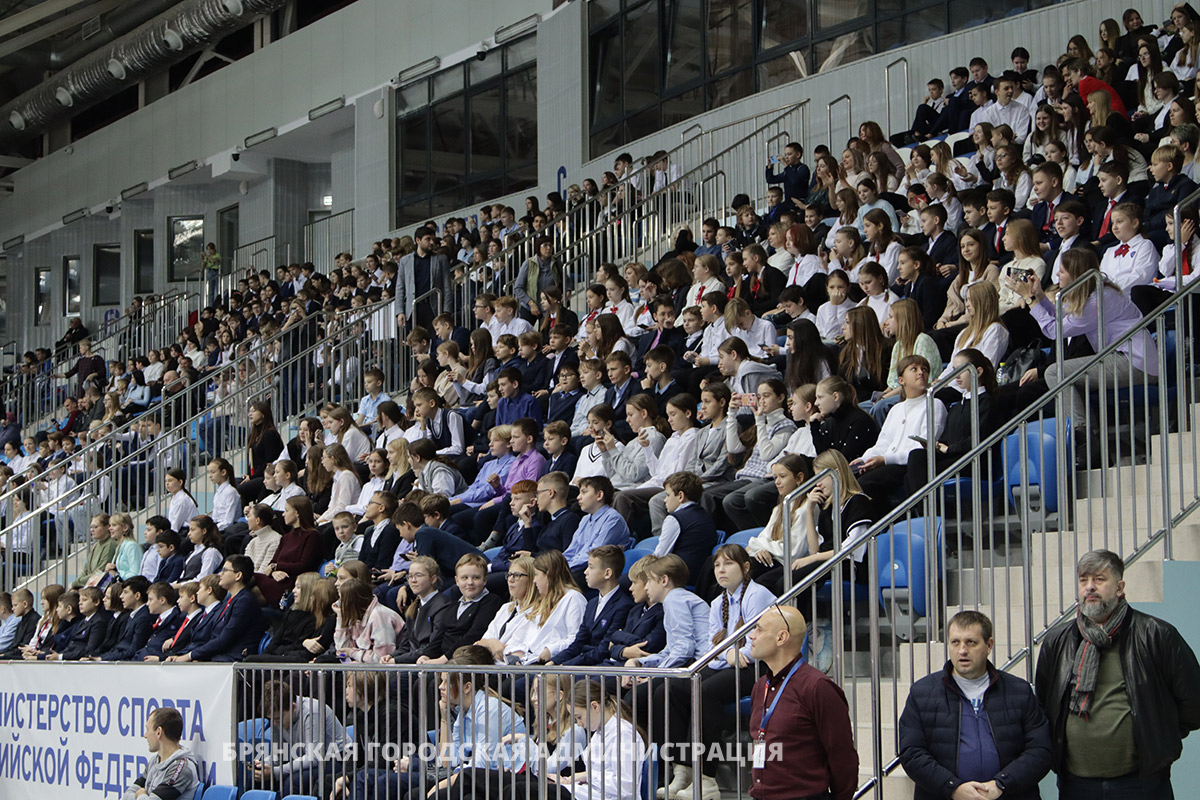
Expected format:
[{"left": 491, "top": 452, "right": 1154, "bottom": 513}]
[
  {"left": 168, "top": 615, "right": 191, "bottom": 648},
  {"left": 1183, "top": 247, "right": 1192, "bottom": 277},
  {"left": 695, "top": 286, "right": 705, "bottom": 304},
  {"left": 995, "top": 226, "right": 1004, "bottom": 251},
  {"left": 790, "top": 258, "right": 803, "bottom": 286},
  {"left": 1115, "top": 244, "right": 1130, "bottom": 257},
  {"left": 151, "top": 616, "right": 160, "bottom": 631},
  {"left": 1099, "top": 200, "right": 1116, "bottom": 238},
  {"left": 1043, "top": 202, "right": 1054, "bottom": 232}
]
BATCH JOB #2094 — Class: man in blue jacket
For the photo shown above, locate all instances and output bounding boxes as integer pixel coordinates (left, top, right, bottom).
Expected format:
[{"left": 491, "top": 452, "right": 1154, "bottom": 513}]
[
  {"left": 169, "top": 555, "right": 263, "bottom": 663},
  {"left": 899, "top": 610, "right": 1052, "bottom": 800}
]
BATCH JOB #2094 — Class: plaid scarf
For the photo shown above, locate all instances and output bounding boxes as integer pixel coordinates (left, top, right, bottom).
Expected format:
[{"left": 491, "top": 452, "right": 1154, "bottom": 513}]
[{"left": 1070, "top": 597, "right": 1129, "bottom": 718}]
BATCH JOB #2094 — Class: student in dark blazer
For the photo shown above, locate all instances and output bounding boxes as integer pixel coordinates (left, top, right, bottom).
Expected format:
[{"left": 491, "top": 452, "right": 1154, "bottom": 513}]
[
  {"left": 548, "top": 341, "right": 581, "bottom": 387},
  {"left": 153, "top": 531, "right": 186, "bottom": 584},
  {"left": 356, "top": 493, "right": 402, "bottom": 571},
  {"left": 422, "top": 553, "right": 504, "bottom": 662},
  {"left": 172, "top": 555, "right": 263, "bottom": 663},
  {"left": 389, "top": 557, "right": 452, "bottom": 662},
  {"left": 606, "top": 594, "right": 667, "bottom": 664},
  {"left": 412, "top": 525, "right": 482, "bottom": 584},
  {"left": 134, "top": 595, "right": 184, "bottom": 662},
  {"left": 894, "top": 248, "right": 948, "bottom": 330},
  {"left": 99, "top": 576, "right": 154, "bottom": 661},
  {"left": 52, "top": 588, "right": 112, "bottom": 661},
  {"left": 550, "top": 545, "right": 634, "bottom": 665}
]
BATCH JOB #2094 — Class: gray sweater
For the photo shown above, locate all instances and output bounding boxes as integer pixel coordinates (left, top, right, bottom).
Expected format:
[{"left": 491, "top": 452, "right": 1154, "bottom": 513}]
[{"left": 122, "top": 746, "right": 201, "bottom": 800}]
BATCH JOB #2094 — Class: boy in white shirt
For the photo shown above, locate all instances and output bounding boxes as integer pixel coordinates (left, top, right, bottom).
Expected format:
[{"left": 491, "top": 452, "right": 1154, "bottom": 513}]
[
  {"left": 851, "top": 355, "right": 947, "bottom": 512},
  {"left": 493, "top": 296, "right": 534, "bottom": 338}
]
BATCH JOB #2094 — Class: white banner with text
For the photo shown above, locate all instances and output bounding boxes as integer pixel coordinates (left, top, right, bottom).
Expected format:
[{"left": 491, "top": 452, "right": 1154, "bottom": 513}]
[{"left": 0, "top": 663, "right": 234, "bottom": 799}]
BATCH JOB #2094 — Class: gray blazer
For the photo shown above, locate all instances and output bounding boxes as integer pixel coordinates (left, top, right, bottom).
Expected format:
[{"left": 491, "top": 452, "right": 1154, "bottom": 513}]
[
  {"left": 688, "top": 422, "right": 735, "bottom": 483},
  {"left": 395, "top": 251, "right": 453, "bottom": 320}
]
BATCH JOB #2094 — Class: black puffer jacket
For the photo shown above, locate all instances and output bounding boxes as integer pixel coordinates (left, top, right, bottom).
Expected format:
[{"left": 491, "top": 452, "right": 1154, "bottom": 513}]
[
  {"left": 899, "top": 661, "right": 1052, "bottom": 799},
  {"left": 1034, "top": 607, "right": 1200, "bottom": 778}
]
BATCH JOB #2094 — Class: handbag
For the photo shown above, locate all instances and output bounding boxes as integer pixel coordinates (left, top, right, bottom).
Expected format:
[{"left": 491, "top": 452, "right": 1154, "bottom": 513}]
[{"left": 996, "top": 343, "right": 1046, "bottom": 385}]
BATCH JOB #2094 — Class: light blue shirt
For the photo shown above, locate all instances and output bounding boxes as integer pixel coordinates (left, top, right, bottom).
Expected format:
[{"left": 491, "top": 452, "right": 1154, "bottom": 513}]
[
  {"left": 571, "top": 384, "right": 608, "bottom": 437},
  {"left": 430, "top": 689, "right": 527, "bottom": 772},
  {"left": 453, "top": 454, "right": 516, "bottom": 507},
  {"left": 356, "top": 391, "right": 384, "bottom": 425},
  {"left": 855, "top": 197, "right": 899, "bottom": 232},
  {"left": 639, "top": 587, "right": 709, "bottom": 668},
  {"left": 562, "top": 505, "right": 631, "bottom": 569},
  {"left": 706, "top": 580, "right": 777, "bottom": 669},
  {"left": 0, "top": 614, "right": 20, "bottom": 651}
]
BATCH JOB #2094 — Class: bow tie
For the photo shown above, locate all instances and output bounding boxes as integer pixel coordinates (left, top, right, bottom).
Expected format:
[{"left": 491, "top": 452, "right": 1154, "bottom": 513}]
[{"left": 1115, "top": 244, "right": 1131, "bottom": 257}]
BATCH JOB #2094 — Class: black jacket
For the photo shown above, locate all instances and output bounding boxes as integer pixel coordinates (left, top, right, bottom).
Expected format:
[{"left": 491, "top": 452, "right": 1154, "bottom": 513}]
[
  {"left": 425, "top": 591, "right": 504, "bottom": 660},
  {"left": 899, "top": 662, "right": 1052, "bottom": 799},
  {"left": 394, "top": 591, "right": 452, "bottom": 664},
  {"left": 1035, "top": 607, "right": 1200, "bottom": 778},
  {"left": 812, "top": 401, "right": 880, "bottom": 461},
  {"left": 58, "top": 611, "right": 113, "bottom": 661},
  {"left": 1, "top": 611, "right": 40, "bottom": 658}
]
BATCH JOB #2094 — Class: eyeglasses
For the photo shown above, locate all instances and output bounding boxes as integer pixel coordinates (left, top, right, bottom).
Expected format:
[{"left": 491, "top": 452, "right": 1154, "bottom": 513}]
[
  {"left": 507, "top": 573, "right": 529, "bottom": 580},
  {"left": 772, "top": 605, "right": 791, "bottom": 636},
  {"left": 219, "top": 566, "right": 237, "bottom": 574}
]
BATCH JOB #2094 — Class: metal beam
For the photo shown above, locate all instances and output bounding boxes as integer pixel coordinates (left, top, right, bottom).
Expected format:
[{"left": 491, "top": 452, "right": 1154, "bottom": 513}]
[
  {"left": 0, "top": 155, "right": 32, "bottom": 168},
  {"left": 0, "top": 0, "right": 100, "bottom": 40},
  {"left": 0, "top": 0, "right": 123, "bottom": 61}
]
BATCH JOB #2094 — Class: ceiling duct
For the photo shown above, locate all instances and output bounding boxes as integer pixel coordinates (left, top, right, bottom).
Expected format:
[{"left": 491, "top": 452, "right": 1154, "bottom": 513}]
[
  {"left": 0, "top": 0, "right": 184, "bottom": 70},
  {"left": 0, "top": 0, "right": 288, "bottom": 149}
]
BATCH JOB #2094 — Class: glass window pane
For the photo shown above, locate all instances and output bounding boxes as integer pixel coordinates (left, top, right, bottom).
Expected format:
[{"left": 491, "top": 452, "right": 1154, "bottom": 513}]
[
  {"left": 399, "top": 201, "right": 431, "bottom": 227},
  {"left": 624, "top": 2, "right": 660, "bottom": 113},
  {"left": 93, "top": 244, "right": 121, "bottom": 306},
  {"left": 505, "top": 162, "right": 539, "bottom": 194},
  {"left": 708, "top": 68, "right": 753, "bottom": 109},
  {"left": 591, "top": 123, "right": 625, "bottom": 159},
  {"left": 589, "top": 0, "right": 621, "bottom": 28},
  {"left": 662, "top": 86, "right": 706, "bottom": 127},
  {"left": 763, "top": 0, "right": 808, "bottom": 50},
  {"left": 399, "top": 113, "right": 430, "bottom": 197},
  {"left": 625, "top": 106, "right": 662, "bottom": 143},
  {"left": 817, "top": 0, "right": 867, "bottom": 29},
  {"left": 879, "top": 6, "right": 946, "bottom": 50},
  {"left": 432, "top": 66, "right": 464, "bottom": 102},
  {"left": 758, "top": 50, "right": 810, "bottom": 91},
  {"left": 665, "top": 0, "right": 704, "bottom": 89},
  {"left": 431, "top": 189, "right": 465, "bottom": 218},
  {"left": 469, "top": 176, "right": 505, "bottom": 206},
  {"left": 468, "top": 83, "right": 503, "bottom": 175},
  {"left": 590, "top": 28, "right": 624, "bottom": 126},
  {"left": 63, "top": 256, "right": 80, "bottom": 316},
  {"left": 135, "top": 230, "right": 155, "bottom": 294},
  {"left": 814, "top": 29, "right": 874, "bottom": 72},
  {"left": 34, "top": 268, "right": 50, "bottom": 326},
  {"left": 707, "top": 0, "right": 753, "bottom": 76},
  {"left": 167, "top": 217, "right": 204, "bottom": 282},
  {"left": 469, "top": 51, "right": 503, "bottom": 85},
  {"left": 429, "top": 100, "right": 466, "bottom": 191},
  {"left": 505, "top": 36, "right": 537, "bottom": 70},
  {"left": 505, "top": 67, "right": 538, "bottom": 164},
  {"left": 949, "top": 0, "right": 1024, "bottom": 30},
  {"left": 399, "top": 80, "right": 428, "bottom": 113}
]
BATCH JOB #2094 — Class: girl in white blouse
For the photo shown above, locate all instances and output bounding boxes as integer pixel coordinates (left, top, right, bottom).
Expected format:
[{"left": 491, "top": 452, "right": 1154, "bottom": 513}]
[
  {"left": 856, "top": 262, "right": 899, "bottom": 332},
  {"left": 181, "top": 516, "right": 223, "bottom": 581},
  {"left": 816, "top": 270, "right": 854, "bottom": 343},
  {"left": 477, "top": 555, "right": 539, "bottom": 661},
  {"left": 316, "top": 443, "right": 362, "bottom": 524},
  {"left": 686, "top": 255, "right": 727, "bottom": 309},
  {"left": 509, "top": 551, "right": 586, "bottom": 665},
  {"left": 612, "top": 395, "right": 700, "bottom": 522},
  {"left": 603, "top": 275, "right": 641, "bottom": 337},
  {"left": 747, "top": 455, "right": 814, "bottom": 573},
  {"left": 601, "top": 396, "right": 668, "bottom": 489},
  {"left": 324, "top": 405, "right": 372, "bottom": 463},
  {"left": 164, "top": 468, "right": 198, "bottom": 534},
  {"left": 562, "top": 679, "right": 648, "bottom": 800},
  {"left": 863, "top": 209, "right": 904, "bottom": 284},
  {"left": 939, "top": 282, "right": 1011, "bottom": 388},
  {"left": 207, "top": 457, "right": 241, "bottom": 530}
]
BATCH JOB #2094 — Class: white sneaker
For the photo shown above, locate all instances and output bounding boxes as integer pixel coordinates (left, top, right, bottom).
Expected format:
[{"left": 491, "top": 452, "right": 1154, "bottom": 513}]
[
  {"left": 677, "top": 774, "right": 721, "bottom": 800},
  {"left": 658, "top": 764, "right": 692, "bottom": 799}
]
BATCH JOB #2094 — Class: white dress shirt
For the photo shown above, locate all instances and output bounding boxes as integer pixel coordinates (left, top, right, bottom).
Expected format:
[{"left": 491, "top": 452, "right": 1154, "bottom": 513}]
[
  {"left": 862, "top": 395, "right": 948, "bottom": 465},
  {"left": 640, "top": 428, "right": 699, "bottom": 489},
  {"left": 507, "top": 591, "right": 587, "bottom": 664},
  {"left": 211, "top": 481, "right": 241, "bottom": 529},
  {"left": 346, "top": 476, "right": 386, "bottom": 517},
  {"left": 698, "top": 320, "right": 731, "bottom": 360},
  {"left": 1100, "top": 233, "right": 1160, "bottom": 292},
  {"left": 732, "top": 316, "right": 778, "bottom": 358},
  {"left": 816, "top": 299, "right": 851, "bottom": 341}
]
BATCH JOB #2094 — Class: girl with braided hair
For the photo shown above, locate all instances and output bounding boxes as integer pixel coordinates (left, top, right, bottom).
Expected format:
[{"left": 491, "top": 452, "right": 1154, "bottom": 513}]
[{"left": 654, "top": 543, "right": 777, "bottom": 800}]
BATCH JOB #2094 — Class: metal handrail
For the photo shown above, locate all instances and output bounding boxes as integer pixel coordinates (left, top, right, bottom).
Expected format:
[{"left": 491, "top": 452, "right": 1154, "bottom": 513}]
[
  {"left": 884, "top": 57, "right": 910, "bottom": 136},
  {"left": 827, "top": 93, "right": 853, "bottom": 148}
]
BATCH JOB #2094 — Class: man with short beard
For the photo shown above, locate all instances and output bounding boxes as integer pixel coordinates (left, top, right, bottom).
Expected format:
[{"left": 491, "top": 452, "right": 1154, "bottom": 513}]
[{"left": 1035, "top": 549, "right": 1200, "bottom": 799}]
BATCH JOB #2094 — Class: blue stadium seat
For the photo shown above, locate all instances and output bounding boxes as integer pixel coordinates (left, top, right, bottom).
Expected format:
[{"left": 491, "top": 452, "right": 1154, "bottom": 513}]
[
  {"left": 237, "top": 718, "right": 271, "bottom": 745},
  {"left": 636, "top": 535, "right": 660, "bottom": 551},
  {"left": 241, "top": 791, "right": 278, "bottom": 800},
  {"left": 877, "top": 517, "right": 944, "bottom": 634},
  {"left": 258, "top": 631, "right": 272, "bottom": 654},
  {"left": 482, "top": 546, "right": 502, "bottom": 561},
  {"left": 1005, "top": 419, "right": 1069, "bottom": 513},
  {"left": 640, "top": 749, "right": 659, "bottom": 800},
  {"left": 281, "top": 795, "right": 319, "bottom": 800},
  {"left": 198, "top": 788, "right": 236, "bottom": 800},
  {"left": 622, "top": 549, "right": 652, "bottom": 578},
  {"left": 715, "top": 530, "right": 727, "bottom": 546},
  {"left": 716, "top": 529, "right": 760, "bottom": 553}
]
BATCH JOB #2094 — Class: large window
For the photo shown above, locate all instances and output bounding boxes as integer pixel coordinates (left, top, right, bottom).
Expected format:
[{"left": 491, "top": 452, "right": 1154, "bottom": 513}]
[
  {"left": 588, "top": 0, "right": 1051, "bottom": 157},
  {"left": 395, "top": 37, "right": 538, "bottom": 227},
  {"left": 134, "top": 229, "right": 155, "bottom": 294},
  {"left": 34, "top": 268, "right": 50, "bottom": 326},
  {"left": 93, "top": 244, "right": 121, "bottom": 306},
  {"left": 63, "top": 256, "right": 80, "bottom": 316}
]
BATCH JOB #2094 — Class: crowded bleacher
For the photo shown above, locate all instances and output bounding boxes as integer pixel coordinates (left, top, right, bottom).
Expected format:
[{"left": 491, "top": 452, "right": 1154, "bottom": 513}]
[{"left": 2, "top": 5, "right": 1199, "bottom": 798}]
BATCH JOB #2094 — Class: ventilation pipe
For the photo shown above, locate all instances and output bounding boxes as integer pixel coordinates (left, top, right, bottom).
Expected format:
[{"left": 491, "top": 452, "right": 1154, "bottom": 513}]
[
  {"left": 0, "top": 0, "right": 289, "bottom": 149},
  {"left": 0, "top": 0, "right": 185, "bottom": 70}
]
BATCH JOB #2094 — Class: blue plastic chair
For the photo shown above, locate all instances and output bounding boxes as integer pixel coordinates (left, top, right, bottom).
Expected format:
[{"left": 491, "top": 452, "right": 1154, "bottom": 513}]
[
  {"left": 622, "top": 549, "right": 652, "bottom": 578},
  {"left": 258, "top": 631, "right": 273, "bottom": 654},
  {"left": 281, "top": 795, "right": 319, "bottom": 800},
  {"left": 237, "top": 718, "right": 271, "bottom": 745},
  {"left": 877, "top": 517, "right": 944, "bottom": 627},
  {"left": 198, "top": 788, "right": 236, "bottom": 800},
  {"left": 640, "top": 749, "right": 659, "bottom": 800},
  {"left": 482, "top": 546, "right": 503, "bottom": 561},
  {"left": 1004, "top": 419, "right": 1070, "bottom": 513},
  {"left": 636, "top": 535, "right": 660, "bottom": 551},
  {"left": 241, "top": 791, "right": 278, "bottom": 800}
]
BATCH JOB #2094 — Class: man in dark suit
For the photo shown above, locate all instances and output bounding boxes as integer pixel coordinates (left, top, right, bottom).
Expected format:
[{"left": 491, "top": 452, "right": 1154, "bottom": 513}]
[
  {"left": 157, "top": 581, "right": 220, "bottom": 660},
  {"left": 1089, "top": 162, "right": 1146, "bottom": 250},
  {"left": 99, "top": 576, "right": 154, "bottom": 661},
  {"left": 172, "top": 555, "right": 263, "bottom": 663},
  {"left": 1044, "top": 199, "right": 1099, "bottom": 286},
  {"left": 549, "top": 545, "right": 634, "bottom": 665},
  {"left": 1143, "top": 148, "right": 1197, "bottom": 249},
  {"left": 0, "top": 589, "right": 40, "bottom": 659},
  {"left": 925, "top": 67, "right": 973, "bottom": 136},
  {"left": 395, "top": 226, "right": 453, "bottom": 333},
  {"left": 604, "top": 351, "right": 638, "bottom": 440},
  {"left": 1029, "top": 162, "right": 1071, "bottom": 252},
  {"left": 52, "top": 587, "right": 112, "bottom": 661},
  {"left": 134, "top": 583, "right": 184, "bottom": 661}
]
